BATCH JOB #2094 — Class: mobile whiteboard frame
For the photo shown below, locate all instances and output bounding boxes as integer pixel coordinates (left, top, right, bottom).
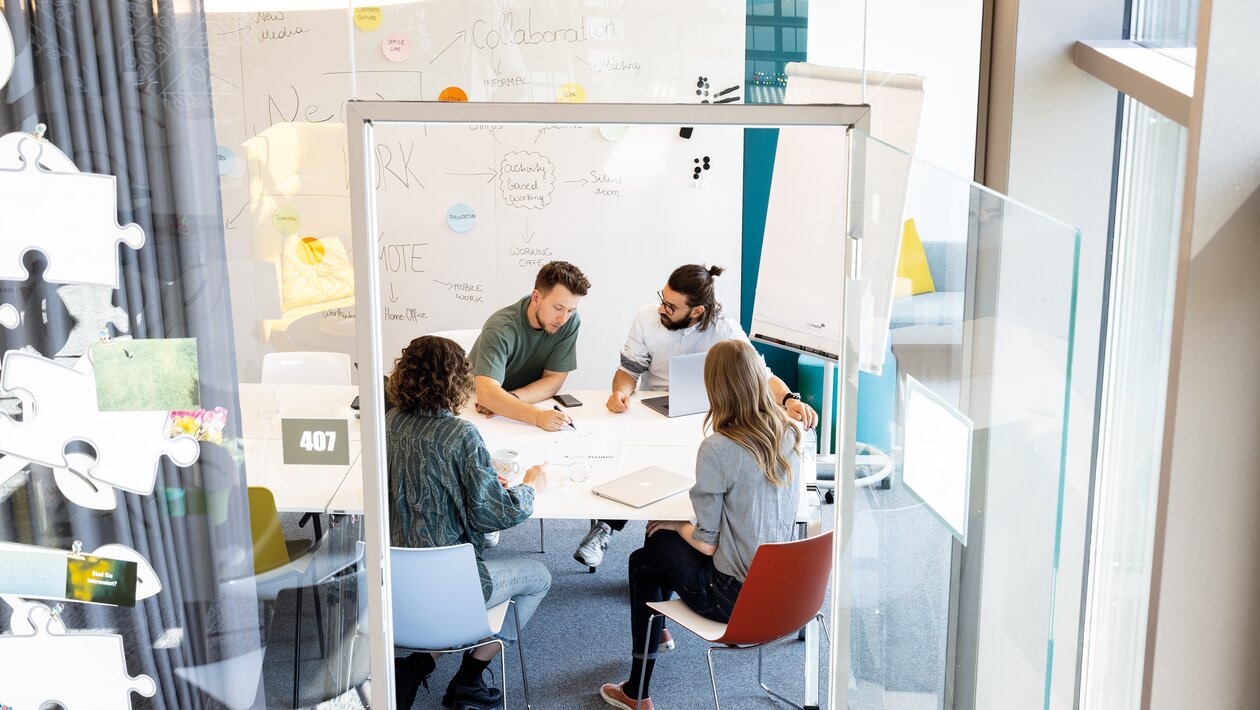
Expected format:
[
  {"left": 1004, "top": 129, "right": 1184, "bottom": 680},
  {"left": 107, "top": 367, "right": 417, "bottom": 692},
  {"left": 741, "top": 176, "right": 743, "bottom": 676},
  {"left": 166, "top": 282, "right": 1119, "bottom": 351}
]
[{"left": 346, "top": 101, "right": 869, "bottom": 710}]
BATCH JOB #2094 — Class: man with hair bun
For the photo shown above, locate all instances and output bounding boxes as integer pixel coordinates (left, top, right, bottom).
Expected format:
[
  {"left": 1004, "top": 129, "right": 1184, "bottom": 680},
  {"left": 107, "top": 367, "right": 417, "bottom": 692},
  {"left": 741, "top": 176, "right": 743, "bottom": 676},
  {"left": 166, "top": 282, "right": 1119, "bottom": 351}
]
[
  {"left": 468, "top": 260, "right": 591, "bottom": 431},
  {"left": 573, "top": 264, "right": 817, "bottom": 571}
]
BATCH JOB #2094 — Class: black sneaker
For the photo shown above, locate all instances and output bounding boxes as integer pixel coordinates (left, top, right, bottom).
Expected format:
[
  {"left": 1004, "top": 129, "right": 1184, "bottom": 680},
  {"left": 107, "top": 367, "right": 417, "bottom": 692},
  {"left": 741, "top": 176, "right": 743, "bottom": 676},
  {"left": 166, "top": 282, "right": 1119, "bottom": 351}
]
[
  {"left": 442, "top": 667, "right": 504, "bottom": 709},
  {"left": 395, "top": 653, "right": 436, "bottom": 709}
]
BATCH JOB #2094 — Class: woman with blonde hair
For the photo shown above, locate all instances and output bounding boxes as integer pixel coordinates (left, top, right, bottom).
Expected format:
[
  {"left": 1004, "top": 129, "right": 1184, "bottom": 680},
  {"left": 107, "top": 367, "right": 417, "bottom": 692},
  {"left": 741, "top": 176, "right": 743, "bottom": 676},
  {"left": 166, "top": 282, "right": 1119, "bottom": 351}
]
[{"left": 599, "top": 339, "right": 804, "bottom": 710}]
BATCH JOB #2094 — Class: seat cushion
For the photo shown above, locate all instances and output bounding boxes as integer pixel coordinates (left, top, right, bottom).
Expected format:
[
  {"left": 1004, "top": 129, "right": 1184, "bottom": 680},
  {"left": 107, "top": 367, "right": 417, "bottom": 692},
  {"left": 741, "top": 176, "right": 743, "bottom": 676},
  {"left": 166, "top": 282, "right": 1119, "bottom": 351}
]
[
  {"left": 890, "top": 291, "right": 964, "bottom": 328},
  {"left": 894, "top": 218, "right": 936, "bottom": 297}
]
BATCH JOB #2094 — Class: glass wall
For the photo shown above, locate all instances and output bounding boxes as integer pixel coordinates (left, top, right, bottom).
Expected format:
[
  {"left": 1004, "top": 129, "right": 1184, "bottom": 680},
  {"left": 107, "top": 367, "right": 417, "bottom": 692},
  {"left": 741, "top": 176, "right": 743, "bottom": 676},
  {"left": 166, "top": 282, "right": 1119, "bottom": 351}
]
[{"left": 846, "top": 132, "right": 1081, "bottom": 709}]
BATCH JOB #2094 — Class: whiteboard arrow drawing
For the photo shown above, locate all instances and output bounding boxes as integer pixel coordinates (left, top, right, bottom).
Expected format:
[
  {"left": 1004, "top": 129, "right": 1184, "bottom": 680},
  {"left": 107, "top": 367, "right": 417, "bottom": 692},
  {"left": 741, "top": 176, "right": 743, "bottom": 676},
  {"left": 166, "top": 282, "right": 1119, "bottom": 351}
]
[
  {"left": 563, "top": 178, "right": 589, "bottom": 187},
  {"left": 389, "top": 283, "right": 399, "bottom": 303},
  {"left": 225, "top": 201, "right": 250, "bottom": 230},
  {"left": 443, "top": 167, "right": 497, "bottom": 183},
  {"left": 522, "top": 220, "right": 536, "bottom": 244},
  {"left": 430, "top": 31, "right": 467, "bottom": 65},
  {"left": 433, "top": 280, "right": 453, "bottom": 290}
]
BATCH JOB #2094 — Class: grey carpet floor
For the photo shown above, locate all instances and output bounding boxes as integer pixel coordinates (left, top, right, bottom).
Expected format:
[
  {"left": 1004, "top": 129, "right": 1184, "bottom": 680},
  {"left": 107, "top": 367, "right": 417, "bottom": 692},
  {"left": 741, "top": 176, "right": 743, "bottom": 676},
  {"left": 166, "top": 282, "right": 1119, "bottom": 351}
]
[{"left": 263, "top": 478, "right": 951, "bottom": 709}]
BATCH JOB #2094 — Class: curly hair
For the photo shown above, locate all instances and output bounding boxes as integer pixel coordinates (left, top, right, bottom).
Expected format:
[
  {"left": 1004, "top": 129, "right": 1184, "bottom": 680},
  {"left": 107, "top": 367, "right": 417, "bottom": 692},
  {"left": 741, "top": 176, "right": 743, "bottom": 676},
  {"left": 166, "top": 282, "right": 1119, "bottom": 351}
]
[{"left": 386, "top": 336, "right": 472, "bottom": 413}]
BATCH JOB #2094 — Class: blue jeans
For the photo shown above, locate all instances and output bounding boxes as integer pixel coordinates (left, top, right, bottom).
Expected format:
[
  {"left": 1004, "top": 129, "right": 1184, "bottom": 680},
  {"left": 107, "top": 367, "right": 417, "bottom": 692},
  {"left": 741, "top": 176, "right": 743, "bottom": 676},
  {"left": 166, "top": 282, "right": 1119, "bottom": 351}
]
[
  {"left": 628, "top": 530, "right": 742, "bottom": 659},
  {"left": 484, "top": 557, "right": 551, "bottom": 642}
]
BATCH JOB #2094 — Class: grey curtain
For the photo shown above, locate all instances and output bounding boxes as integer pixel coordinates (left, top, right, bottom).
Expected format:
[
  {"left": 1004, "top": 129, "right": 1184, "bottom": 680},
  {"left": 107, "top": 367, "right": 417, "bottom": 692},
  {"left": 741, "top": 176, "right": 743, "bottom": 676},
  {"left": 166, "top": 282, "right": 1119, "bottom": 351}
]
[{"left": 0, "top": 1, "right": 261, "bottom": 708}]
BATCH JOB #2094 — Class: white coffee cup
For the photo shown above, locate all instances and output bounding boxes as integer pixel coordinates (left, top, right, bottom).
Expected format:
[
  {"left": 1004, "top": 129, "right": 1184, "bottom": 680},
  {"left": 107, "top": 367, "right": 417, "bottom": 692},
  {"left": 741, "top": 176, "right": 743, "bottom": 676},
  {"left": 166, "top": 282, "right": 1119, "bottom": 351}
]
[{"left": 491, "top": 448, "right": 523, "bottom": 485}]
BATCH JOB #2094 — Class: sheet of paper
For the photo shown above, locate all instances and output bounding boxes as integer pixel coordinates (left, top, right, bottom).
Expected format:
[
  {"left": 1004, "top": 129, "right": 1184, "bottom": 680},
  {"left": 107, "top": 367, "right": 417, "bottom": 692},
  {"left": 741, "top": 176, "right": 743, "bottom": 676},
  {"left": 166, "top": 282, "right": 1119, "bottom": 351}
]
[
  {"left": 475, "top": 416, "right": 627, "bottom": 472},
  {"left": 624, "top": 417, "right": 708, "bottom": 447}
]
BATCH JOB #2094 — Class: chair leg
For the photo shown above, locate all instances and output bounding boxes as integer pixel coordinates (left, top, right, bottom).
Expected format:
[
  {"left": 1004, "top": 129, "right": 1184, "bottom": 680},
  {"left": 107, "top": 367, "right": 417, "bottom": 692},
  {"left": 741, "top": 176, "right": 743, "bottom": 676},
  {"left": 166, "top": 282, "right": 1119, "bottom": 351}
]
[
  {"left": 510, "top": 600, "right": 533, "bottom": 710},
  {"left": 706, "top": 647, "right": 723, "bottom": 710},
  {"left": 312, "top": 586, "right": 326, "bottom": 658},
  {"left": 756, "top": 643, "right": 807, "bottom": 710},
  {"left": 497, "top": 639, "right": 509, "bottom": 710},
  {"left": 538, "top": 518, "right": 546, "bottom": 553},
  {"left": 637, "top": 612, "right": 660, "bottom": 704},
  {"left": 293, "top": 588, "right": 303, "bottom": 709}
]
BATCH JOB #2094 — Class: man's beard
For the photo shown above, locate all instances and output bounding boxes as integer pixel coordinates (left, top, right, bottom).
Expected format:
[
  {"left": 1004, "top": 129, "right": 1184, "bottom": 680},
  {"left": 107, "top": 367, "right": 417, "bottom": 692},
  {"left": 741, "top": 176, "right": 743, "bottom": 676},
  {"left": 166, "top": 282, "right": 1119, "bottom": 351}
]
[{"left": 661, "top": 314, "right": 694, "bottom": 331}]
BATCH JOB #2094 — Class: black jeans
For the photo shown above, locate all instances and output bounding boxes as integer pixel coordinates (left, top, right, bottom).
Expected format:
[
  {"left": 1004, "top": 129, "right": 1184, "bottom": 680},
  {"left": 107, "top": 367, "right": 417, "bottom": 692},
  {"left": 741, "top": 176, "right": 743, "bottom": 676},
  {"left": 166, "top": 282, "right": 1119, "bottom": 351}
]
[
  {"left": 600, "top": 518, "right": 628, "bottom": 532},
  {"left": 628, "top": 529, "right": 742, "bottom": 659}
]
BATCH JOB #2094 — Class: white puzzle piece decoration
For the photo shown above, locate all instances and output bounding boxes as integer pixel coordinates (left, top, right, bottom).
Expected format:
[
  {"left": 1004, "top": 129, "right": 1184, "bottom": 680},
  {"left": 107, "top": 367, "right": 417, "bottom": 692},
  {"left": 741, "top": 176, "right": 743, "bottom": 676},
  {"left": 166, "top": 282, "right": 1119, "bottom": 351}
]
[
  {"left": 52, "top": 450, "right": 120, "bottom": 510},
  {"left": 0, "top": 602, "right": 157, "bottom": 709},
  {"left": 55, "top": 283, "right": 131, "bottom": 357},
  {"left": 0, "top": 12, "right": 12, "bottom": 90},
  {"left": 0, "top": 130, "right": 77, "bottom": 172},
  {"left": 0, "top": 540, "right": 160, "bottom": 604},
  {"left": 0, "top": 350, "right": 200, "bottom": 494},
  {"left": 2, "top": 595, "right": 66, "bottom": 635},
  {"left": 0, "top": 302, "right": 16, "bottom": 329},
  {"left": 0, "top": 136, "right": 145, "bottom": 287}
]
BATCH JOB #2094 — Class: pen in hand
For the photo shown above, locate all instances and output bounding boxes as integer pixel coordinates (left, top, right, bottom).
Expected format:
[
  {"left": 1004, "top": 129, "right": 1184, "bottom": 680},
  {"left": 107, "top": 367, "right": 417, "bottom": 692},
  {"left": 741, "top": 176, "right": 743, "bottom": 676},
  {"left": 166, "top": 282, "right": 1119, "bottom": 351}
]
[{"left": 553, "top": 405, "right": 577, "bottom": 430}]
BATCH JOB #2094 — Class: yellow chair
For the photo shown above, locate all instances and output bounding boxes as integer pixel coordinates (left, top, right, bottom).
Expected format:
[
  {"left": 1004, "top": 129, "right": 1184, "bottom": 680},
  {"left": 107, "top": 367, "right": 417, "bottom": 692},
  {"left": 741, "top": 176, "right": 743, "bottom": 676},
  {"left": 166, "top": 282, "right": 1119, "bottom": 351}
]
[{"left": 246, "top": 486, "right": 325, "bottom": 708}]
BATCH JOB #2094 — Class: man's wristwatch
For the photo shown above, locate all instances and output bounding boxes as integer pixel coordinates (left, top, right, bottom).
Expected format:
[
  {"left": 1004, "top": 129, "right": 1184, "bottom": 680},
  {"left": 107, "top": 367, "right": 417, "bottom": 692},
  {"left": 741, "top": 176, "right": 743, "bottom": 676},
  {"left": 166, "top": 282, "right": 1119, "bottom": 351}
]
[{"left": 781, "top": 392, "right": 802, "bottom": 407}]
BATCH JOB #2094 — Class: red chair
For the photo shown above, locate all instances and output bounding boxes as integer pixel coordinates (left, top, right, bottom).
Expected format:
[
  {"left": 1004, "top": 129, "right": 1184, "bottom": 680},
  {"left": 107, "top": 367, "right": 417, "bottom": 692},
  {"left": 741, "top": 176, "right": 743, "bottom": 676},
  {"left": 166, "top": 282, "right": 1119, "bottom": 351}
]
[{"left": 639, "top": 531, "right": 833, "bottom": 709}]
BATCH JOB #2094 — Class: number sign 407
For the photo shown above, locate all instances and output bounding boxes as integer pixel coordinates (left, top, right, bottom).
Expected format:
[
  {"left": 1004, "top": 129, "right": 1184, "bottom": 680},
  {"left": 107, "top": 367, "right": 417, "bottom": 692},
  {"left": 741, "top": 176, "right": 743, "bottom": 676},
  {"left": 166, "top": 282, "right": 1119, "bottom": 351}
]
[
  {"left": 299, "top": 429, "right": 337, "bottom": 452},
  {"left": 280, "top": 418, "right": 350, "bottom": 465}
]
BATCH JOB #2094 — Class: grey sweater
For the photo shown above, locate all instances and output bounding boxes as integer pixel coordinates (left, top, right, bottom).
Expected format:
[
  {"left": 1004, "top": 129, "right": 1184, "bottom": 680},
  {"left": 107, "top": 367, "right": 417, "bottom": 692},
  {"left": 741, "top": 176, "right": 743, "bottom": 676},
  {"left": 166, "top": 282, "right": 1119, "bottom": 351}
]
[{"left": 689, "top": 432, "right": 803, "bottom": 581}]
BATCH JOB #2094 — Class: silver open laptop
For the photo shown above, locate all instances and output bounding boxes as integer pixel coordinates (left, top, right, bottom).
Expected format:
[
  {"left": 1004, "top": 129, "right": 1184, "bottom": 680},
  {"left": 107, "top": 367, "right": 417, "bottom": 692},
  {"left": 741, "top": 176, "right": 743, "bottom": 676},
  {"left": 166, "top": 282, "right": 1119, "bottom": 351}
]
[
  {"left": 591, "top": 466, "right": 692, "bottom": 508},
  {"left": 642, "top": 351, "right": 710, "bottom": 417}
]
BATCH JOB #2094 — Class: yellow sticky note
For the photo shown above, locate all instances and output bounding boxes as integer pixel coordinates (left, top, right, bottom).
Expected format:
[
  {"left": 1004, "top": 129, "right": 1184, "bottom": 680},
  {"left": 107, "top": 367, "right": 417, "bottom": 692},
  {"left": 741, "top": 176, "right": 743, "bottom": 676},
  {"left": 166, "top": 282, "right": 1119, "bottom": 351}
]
[
  {"left": 354, "top": 7, "right": 383, "bottom": 32},
  {"left": 557, "top": 83, "right": 587, "bottom": 103}
]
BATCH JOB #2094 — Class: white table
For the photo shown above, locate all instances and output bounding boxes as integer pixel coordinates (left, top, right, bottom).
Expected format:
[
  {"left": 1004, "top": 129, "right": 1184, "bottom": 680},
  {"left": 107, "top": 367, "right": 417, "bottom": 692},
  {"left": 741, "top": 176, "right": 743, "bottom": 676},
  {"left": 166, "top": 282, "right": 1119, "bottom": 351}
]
[
  {"left": 239, "top": 383, "right": 361, "bottom": 513},
  {"left": 328, "top": 389, "right": 819, "bottom": 525}
]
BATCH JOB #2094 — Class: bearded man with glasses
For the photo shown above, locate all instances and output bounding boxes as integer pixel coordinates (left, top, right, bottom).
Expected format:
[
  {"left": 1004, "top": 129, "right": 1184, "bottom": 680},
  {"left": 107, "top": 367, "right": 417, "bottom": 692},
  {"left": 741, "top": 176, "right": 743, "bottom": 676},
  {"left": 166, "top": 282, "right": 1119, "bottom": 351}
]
[{"left": 571, "top": 264, "right": 817, "bottom": 574}]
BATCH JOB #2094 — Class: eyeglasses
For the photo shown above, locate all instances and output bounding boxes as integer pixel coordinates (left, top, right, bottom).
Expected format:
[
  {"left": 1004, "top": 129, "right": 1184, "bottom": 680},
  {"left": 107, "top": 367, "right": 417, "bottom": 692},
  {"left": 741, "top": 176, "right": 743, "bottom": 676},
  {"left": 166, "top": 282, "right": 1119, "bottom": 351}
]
[{"left": 657, "top": 290, "right": 682, "bottom": 316}]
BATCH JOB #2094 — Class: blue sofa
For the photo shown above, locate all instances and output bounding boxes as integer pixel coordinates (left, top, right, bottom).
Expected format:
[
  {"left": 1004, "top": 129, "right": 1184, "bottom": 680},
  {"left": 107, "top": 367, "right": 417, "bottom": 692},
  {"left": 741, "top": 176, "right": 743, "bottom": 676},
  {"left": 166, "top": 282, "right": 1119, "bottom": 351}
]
[{"left": 889, "top": 240, "right": 965, "bottom": 379}]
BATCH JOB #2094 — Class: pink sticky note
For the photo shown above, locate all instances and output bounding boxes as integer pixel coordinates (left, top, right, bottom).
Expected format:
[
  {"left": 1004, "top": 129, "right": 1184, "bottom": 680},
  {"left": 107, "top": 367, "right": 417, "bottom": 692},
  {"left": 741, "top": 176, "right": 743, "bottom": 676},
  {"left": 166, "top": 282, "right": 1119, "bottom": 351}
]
[{"left": 381, "top": 32, "right": 411, "bottom": 63}]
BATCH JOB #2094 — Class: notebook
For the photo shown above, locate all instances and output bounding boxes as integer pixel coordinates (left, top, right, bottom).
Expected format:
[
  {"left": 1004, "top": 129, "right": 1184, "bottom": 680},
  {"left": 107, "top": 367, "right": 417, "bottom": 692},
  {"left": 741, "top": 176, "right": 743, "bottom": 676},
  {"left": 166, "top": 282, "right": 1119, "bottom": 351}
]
[{"left": 590, "top": 466, "right": 692, "bottom": 508}]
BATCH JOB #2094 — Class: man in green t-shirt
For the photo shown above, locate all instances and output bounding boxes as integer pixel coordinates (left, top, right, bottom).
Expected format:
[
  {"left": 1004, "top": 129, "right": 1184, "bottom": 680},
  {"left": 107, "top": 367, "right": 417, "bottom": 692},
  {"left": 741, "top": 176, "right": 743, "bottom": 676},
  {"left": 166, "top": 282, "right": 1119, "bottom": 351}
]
[{"left": 469, "top": 261, "right": 590, "bottom": 431}]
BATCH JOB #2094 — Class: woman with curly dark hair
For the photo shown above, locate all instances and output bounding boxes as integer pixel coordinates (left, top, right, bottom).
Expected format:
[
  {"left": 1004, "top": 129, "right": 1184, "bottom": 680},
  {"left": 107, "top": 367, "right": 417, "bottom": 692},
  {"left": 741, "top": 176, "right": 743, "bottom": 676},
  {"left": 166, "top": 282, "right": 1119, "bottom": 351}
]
[{"left": 386, "top": 335, "right": 550, "bottom": 710}]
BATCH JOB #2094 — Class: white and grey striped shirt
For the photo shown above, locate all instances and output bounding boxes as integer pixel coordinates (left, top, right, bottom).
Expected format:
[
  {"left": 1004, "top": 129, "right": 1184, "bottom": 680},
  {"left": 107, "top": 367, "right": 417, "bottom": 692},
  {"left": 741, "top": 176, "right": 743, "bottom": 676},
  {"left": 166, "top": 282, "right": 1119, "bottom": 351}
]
[{"left": 617, "top": 304, "right": 772, "bottom": 392}]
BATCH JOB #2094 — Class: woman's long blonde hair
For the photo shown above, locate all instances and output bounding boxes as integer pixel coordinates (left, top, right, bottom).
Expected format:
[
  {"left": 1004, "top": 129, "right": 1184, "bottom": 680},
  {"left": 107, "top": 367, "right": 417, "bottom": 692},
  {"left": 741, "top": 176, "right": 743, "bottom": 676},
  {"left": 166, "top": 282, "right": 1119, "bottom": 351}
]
[{"left": 702, "top": 339, "right": 800, "bottom": 487}]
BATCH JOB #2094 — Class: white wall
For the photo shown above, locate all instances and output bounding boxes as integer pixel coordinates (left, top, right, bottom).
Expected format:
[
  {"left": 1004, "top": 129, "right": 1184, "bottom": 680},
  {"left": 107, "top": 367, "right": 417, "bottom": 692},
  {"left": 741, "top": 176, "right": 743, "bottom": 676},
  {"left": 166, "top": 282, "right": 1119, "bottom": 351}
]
[{"left": 1147, "top": 0, "right": 1260, "bottom": 703}]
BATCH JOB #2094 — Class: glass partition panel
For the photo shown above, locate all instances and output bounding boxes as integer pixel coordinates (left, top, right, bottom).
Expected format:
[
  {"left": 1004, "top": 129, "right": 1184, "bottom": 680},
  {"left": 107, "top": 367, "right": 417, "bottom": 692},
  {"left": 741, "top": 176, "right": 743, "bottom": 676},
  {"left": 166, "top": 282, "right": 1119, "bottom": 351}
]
[
  {"left": 349, "top": 108, "right": 858, "bottom": 710},
  {"left": 846, "top": 131, "right": 1080, "bottom": 709}
]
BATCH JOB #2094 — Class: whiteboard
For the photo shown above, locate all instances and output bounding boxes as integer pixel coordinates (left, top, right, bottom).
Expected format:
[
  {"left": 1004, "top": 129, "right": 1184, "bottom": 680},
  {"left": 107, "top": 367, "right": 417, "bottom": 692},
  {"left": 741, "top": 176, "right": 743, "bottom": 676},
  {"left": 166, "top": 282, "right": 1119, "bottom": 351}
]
[
  {"left": 371, "top": 122, "right": 744, "bottom": 389},
  {"left": 206, "top": 0, "right": 747, "bottom": 383},
  {"left": 750, "top": 63, "right": 924, "bottom": 373}
]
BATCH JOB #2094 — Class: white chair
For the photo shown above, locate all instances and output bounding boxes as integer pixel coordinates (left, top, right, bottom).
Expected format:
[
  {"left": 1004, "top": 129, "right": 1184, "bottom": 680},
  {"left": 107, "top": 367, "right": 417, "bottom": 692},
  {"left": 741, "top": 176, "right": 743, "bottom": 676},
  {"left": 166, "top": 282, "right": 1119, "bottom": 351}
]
[
  {"left": 261, "top": 351, "right": 353, "bottom": 385},
  {"left": 424, "top": 328, "right": 481, "bottom": 354},
  {"left": 391, "top": 544, "right": 533, "bottom": 710}
]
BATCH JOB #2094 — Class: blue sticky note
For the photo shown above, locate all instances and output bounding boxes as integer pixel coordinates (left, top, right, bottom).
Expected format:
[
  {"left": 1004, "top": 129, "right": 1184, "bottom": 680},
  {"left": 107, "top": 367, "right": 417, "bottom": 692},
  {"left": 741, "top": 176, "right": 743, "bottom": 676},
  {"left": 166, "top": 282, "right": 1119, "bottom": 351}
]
[{"left": 447, "top": 203, "right": 476, "bottom": 233}]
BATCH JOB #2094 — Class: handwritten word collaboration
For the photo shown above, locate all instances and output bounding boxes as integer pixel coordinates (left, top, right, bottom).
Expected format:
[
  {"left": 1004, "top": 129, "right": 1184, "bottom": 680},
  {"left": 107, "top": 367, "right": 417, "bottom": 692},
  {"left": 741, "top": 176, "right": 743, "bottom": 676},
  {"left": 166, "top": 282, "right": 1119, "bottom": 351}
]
[{"left": 472, "top": 11, "right": 618, "bottom": 50}]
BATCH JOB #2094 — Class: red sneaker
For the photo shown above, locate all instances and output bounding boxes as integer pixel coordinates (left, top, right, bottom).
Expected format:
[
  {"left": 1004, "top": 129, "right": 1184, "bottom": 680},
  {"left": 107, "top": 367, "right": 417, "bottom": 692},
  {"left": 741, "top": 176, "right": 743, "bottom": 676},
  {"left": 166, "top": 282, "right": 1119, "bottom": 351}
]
[{"left": 599, "top": 682, "right": 655, "bottom": 710}]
